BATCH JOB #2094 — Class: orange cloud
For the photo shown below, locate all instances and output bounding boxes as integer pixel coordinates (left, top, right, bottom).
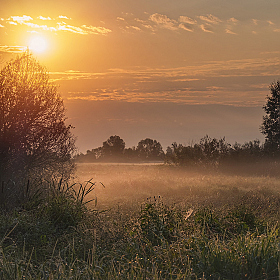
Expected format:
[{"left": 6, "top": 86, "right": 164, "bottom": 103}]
[
  {"left": 199, "top": 14, "right": 221, "bottom": 24},
  {"left": 149, "top": 13, "right": 178, "bottom": 30},
  {"left": 200, "top": 24, "right": 213, "bottom": 33},
  {"left": 225, "top": 29, "right": 237, "bottom": 35},
  {"left": 179, "top": 16, "right": 197, "bottom": 25},
  {"left": 4, "top": 14, "right": 112, "bottom": 36},
  {"left": 0, "top": 45, "right": 26, "bottom": 53},
  {"left": 179, "top": 23, "right": 194, "bottom": 32}
]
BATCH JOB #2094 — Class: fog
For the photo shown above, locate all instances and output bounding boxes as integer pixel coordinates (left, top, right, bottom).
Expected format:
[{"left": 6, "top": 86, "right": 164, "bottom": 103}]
[{"left": 75, "top": 162, "right": 280, "bottom": 210}]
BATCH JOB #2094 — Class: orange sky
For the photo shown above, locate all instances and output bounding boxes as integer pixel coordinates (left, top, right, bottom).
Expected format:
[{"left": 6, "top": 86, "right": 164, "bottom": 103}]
[{"left": 1, "top": 0, "right": 280, "bottom": 151}]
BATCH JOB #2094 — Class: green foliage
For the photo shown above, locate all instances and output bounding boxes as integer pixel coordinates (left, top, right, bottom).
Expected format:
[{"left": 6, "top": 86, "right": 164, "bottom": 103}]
[
  {"left": 0, "top": 174, "right": 280, "bottom": 279},
  {"left": 192, "top": 205, "right": 266, "bottom": 238},
  {"left": 45, "top": 179, "right": 96, "bottom": 229},
  {"left": 139, "top": 197, "right": 182, "bottom": 245}
]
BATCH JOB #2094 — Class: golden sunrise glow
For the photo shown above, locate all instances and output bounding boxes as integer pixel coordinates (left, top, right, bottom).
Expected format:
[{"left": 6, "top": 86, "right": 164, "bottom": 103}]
[{"left": 28, "top": 35, "right": 48, "bottom": 54}]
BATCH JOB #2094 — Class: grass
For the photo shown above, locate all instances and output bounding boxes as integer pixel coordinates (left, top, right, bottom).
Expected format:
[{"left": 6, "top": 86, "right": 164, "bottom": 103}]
[{"left": 1, "top": 163, "right": 280, "bottom": 279}]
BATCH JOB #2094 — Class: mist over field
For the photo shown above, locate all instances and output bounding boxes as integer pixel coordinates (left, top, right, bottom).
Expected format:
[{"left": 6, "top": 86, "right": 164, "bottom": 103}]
[{"left": 75, "top": 162, "right": 280, "bottom": 211}]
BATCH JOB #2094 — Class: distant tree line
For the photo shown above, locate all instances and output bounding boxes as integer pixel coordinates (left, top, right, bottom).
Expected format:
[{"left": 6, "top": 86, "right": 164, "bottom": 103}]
[
  {"left": 74, "top": 136, "right": 164, "bottom": 163},
  {"left": 74, "top": 134, "right": 268, "bottom": 166},
  {"left": 165, "top": 136, "right": 266, "bottom": 166},
  {"left": 76, "top": 81, "right": 280, "bottom": 165}
]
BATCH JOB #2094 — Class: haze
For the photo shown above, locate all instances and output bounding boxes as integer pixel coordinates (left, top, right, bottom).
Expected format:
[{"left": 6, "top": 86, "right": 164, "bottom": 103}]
[{"left": 1, "top": 0, "right": 280, "bottom": 151}]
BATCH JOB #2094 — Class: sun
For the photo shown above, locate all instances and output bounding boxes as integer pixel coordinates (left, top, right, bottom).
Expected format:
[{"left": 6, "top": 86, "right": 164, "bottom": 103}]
[{"left": 28, "top": 35, "right": 48, "bottom": 54}]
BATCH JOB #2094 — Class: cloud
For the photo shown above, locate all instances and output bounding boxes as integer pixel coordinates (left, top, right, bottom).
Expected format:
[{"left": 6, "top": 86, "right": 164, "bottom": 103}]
[
  {"left": 267, "top": 20, "right": 274, "bottom": 25},
  {"left": 227, "top": 17, "right": 239, "bottom": 24},
  {"left": 58, "top": 15, "right": 70, "bottom": 19},
  {"left": 82, "top": 25, "right": 112, "bottom": 35},
  {"left": 8, "top": 15, "right": 33, "bottom": 24},
  {"left": 252, "top": 19, "right": 258, "bottom": 25},
  {"left": 200, "top": 24, "right": 213, "bottom": 33},
  {"left": 54, "top": 56, "right": 280, "bottom": 106},
  {"left": 0, "top": 45, "right": 26, "bottom": 53},
  {"left": 225, "top": 29, "right": 237, "bottom": 35},
  {"left": 199, "top": 14, "right": 221, "bottom": 24},
  {"left": 149, "top": 13, "right": 178, "bottom": 30},
  {"left": 4, "top": 14, "right": 112, "bottom": 36},
  {"left": 0, "top": 24, "right": 4, "bottom": 28},
  {"left": 57, "top": 22, "right": 88, "bottom": 34},
  {"left": 179, "top": 16, "right": 197, "bottom": 25},
  {"left": 126, "top": 25, "right": 141, "bottom": 31},
  {"left": 179, "top": 23, "right": 194, "bottom": 32},
  {"left": 24, "top": 22, "right": 57, "bottom": 31},
  {"left": 38, "top": 16, "right": 52, "bottom": 20}
]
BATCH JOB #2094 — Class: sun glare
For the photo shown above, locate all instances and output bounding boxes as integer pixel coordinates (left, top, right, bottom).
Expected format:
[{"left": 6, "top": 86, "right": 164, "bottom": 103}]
[{"left": 28, "top": 35, "right": 48, "bottom": 54}]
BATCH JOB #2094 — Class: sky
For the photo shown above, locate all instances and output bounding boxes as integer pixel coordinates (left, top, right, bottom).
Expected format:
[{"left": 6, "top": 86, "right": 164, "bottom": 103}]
[{"left": 1, "top": 0, "right": 280, "bottom": 152}]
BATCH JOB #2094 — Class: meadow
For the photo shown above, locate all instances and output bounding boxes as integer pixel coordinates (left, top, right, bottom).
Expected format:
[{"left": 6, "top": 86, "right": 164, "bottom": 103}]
[{"left": 1, "top": 162, "right": 280, "bottom": 279}]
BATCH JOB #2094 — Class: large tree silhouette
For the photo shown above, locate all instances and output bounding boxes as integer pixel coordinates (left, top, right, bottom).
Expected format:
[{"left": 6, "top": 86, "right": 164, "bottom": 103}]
[
  {"left": 261, "top": 81, "right": 280, "bottom": 154},
  {"left": 136, "top": 138, "right": 164, "bottom": 160},
  {"left": 0, "top": 52, "right": 76, "bottom": 181},
  {"left": 102, "top": 135, "right": 125, "bottom": 158}
]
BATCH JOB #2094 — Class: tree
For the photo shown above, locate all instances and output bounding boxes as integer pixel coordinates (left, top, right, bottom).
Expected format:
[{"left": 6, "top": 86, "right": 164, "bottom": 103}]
[
  {"left": 136, "top": 138, "right": 164, "bottom": 160},
  {"left": 102, "top": 135, "right": 125, "bottom": 158},
  {"left": 0, "top": 52, "right": 76, "bottom": 182},
  {"left": 261, "top": 81, "right": 280, "bottom": 153}
]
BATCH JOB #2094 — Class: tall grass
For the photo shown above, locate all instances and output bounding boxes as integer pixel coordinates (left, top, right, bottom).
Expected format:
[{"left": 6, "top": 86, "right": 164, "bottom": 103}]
[{"left": 1, "top": 164, "right": 280, "bottom": 279}]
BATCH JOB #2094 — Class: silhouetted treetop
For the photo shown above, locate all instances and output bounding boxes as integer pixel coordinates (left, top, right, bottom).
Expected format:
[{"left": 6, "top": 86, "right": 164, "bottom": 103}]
[
  {"left": 0, "top": 52, "right": 76, "bottom": 181},
  {"left": 261, "top": 80, "right": 280, "bottom": 153},
  {"left": 102, "top": 135, "right": 125, "bottom": 157},
  {"left": 136, "top": 138, "right": 164, "bottom": 160}
]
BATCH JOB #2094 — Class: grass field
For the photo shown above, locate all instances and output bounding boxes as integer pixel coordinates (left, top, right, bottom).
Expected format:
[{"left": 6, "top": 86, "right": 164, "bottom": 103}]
[
  {"left": 1, "top": 162, "right": 280, "bottom": 279},
  {"left": 75, "top": 162, "right": 280, "bottom": 212}
]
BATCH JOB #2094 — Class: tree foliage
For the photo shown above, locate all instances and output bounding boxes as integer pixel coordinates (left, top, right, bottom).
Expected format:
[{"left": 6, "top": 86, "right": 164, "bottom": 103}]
[
  {"left": 261, "top": 81, "right": 280, "bottom": 153},
  {"left": 0, "top": 52, "right": 76, "bottom": 181},
  {"left": 136, "top": 138, "right": 164, "bottom": 160},
  {"left": 102, "top": 135, "right": 125, "bottom": 158}
]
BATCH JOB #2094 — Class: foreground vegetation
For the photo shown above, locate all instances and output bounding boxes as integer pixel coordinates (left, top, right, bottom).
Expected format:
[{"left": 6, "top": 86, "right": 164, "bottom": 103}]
[{"left": 1, "top": 164, "right": 280, "bottom": 279}]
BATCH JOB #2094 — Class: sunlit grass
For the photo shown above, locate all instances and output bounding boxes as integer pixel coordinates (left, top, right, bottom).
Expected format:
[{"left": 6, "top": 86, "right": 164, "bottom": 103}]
[{"left": 1, "top": 163, "right": 280, "bottom": 279}]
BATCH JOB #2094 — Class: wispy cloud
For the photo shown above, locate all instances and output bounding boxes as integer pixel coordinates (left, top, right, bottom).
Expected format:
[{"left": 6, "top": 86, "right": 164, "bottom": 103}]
[
  {"left": 179, "top": 23, "right": 194, "bottom": 32},
  {"left": 120, "top": 12, "right": 279, "bottom": 37},
  {"left": 198, "top": 14, "right": 222, "bottom": 24},
  {"left": 82, "top": 25, "right": 112, "bottom": 35},
  {"left": 58, "top": 15, "right": 70, "bottom": 20},
  {"left": 179, "top": 16, "right": 197, "bottom": 25},
  {"left": 38, "top": 16, "right": 52, "bottom": 20},
  {"left": 200, "top": 24, "right": 213, "bottom": 33},
  {"left": 55, "top": 57, "right": 280, "bottom": 106},
  {"left": 4, "top": 15, "right": 112, "bottom": 36},
  {"left": 227, "top": 17, "right": 239, "bottom": 24},
  {"left": 225, "top": 29, "right": 237, "bottom": 35},
  {"left": 0, "top": 45, "right": 26, "bottom": 53},
  {"left": 149, "top": 13, "right": 178, "bottom": 30},
  {"left": 8, "top": 15, "right": 32, "bottom": 24}
]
